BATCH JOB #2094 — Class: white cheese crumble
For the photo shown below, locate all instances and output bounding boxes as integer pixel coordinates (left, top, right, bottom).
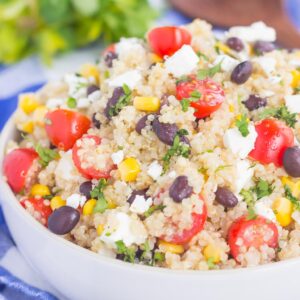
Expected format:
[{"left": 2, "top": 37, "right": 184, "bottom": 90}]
[
  {"left": 66, "top": 193, "right": 87, "bottom": 209},
  {"left": 284, "top": 94, "right": 300, "bottom": 113},
  {"left": 129, "top": 195, "right": 153, "bottom": 214},
  {"left": 46, "top": 98, "right": 65, "bottom": 109},
  {"left": 55, "top": 150, "right": 78, "bottom": 181},
  {"left": 168, "top": 171, "right": 177, "bottom": 179},
  {"left": 213, "top": 54, "right": 239, "bottom": 72},
  {"left": 87, "top": 90, "right": 101, "bottom": 102},
  {"left": 115, "top": 38, "right": 144, "bottom": 55},
  {"left": 64, "top": 73, "right": 90, "bottom": 99},
  {"left": 223, "top": 124, "right": 257, "bottom": 159},
  {"left": 111, "top": 150, "right": 124, "bottom": 165},
  {"left": 100, "top": 212, "right": 146, "bottom": 247},
  {"left": 292, "top": 210, "right": 300, "bottom": 225},
  {"left": 76, "top": 97, "right": 90, "bottom": 108},
  {"left": 147, "top": 161, "right": 163, "bottom": 180},
  {"left": 226, "top": 22, "right": 276, "bottom": 42},
  {"left": 254, "top": 197, "right": 276, "bottom": 222},
  {"left": 253, "top": 56, "right": 276, "bottom": 76},
  {"left": 108, "top": 70, "right": 142, "bottom": 89},
  {"left": 234, "top": 160, "right": 254, "bottom": 193},
  {"left": 165, "top": 45, "right": 199, "bottom": 77}
]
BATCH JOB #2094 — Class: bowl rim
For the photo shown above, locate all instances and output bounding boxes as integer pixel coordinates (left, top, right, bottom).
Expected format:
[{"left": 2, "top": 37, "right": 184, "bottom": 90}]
[{"left": 1, "top": 113, "right": 300, "bottom": 277}]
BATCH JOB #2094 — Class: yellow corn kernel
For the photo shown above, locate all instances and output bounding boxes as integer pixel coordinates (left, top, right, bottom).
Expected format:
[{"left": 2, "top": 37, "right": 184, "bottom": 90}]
[
  {"left": 150, "top": 53, "right": 163, "bottom": 63},
  {"left": 281, "top": 177, "right": 300, "bottom": 198},
  {"left": 19, "top": 94, "right": 40, "bottom": 114},
  {"left": 30, "top": 184, "right": 51, "bottom": 197},
  {"left": 133, "top": 96, "right": 160, "bottom": 112},
  {"left": 80, "top": 63, "right": 99, "bottom": 83},
  {"left": 83, "top": 199, "right": 97, "bottom": 215},
  {"left": 203, "top": 244, "right": 221, "bottom": 263},
  {"left": 97, "top": 224, "right": 105, "bottom": 236},
  {"left": 21, "top": 121, "right": 34, "bottom": 134},
  {"left": 50, "top": 196, "right": 66, "bottom": 210},
  {"left": 292, "top": 181, "right": 300, "bottom": 198},
  {"left": 215, "top": 41, "right": 232, "bottom": 55},
  {"left": 229, "top": 104, "right": 234, "bottom": 113},
  {"left": 107, "top": 199, "right": 117, "bottom": 209},
  {"left": 281, "top": 176, "right": 292, "bottom": 186},
  {"left": 291, "top": 70, "right": 300, "bottom": 88},
  {"left": 272, "top": 197, "right": 293, "bottom": 227},
  {"left": 33, "top": 106, "right": 48, "bottom": 126},
  {"left": 118, "top": 157, "right": 140, "bottom": 182},
  {"left": 158, "top": 240, "right": 184, "bottom": 254}
]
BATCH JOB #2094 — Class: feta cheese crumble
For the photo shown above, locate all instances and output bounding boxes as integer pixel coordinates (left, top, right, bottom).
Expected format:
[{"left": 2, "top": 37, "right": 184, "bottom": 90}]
[
  {"left": 165, "top": 45, "right": 199, "bottom": 77},
  {"left": 147, "top": 161, "right": 163, "bottom": 180},
  {"left": 66, "top": 193, "right": 87, "bottom": 209},
  {"left": 284, "top": 94, "right": 300, "bottom": 113},
  {"left": 108, "top": 70, "right": 142, "bottom": 89},
  {"left": 254, "top": 197, "right": 276, "bottom": 222},
  {"left": 111, "top": 150, "right": 124, "bottom": 165},
  {"left": 130, "top": 195, "right": 153, "bottom": 214},
  {"left": 253, "top": 56, "right": 276, "bottom": 76},
  {"left": 213, "top": 54, "right": 239, "bottom": 72},
  {"left": 234, "top": 160, "right": 254, "bottom": 193}
]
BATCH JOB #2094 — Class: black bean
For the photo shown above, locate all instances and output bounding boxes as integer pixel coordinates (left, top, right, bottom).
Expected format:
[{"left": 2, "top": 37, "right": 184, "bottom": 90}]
[
  {"left": 92, "top": 113, "right": 101, "bottom": 129},
  {"left": 136, "top": 114, "right": 152, "bottom": 134},
  {"left": 169, "top": 176, "right": 193, "bottom": 203},
  {"left": 104, "top": 51, "right": 118, "bottom": 68},
  {"left": 253, "top": 41, "right": 275, "bottom": 55},
  {"left": 226, "top": 37, "right": 244, "bottom": 52},
  {"left": 79, "top": 181, "right": 93, "bottom": 199},
  {"left": 104, "top": 87, "right": 125, "bottom": 119},
  {"left": 48, "top": 206, "right": 80, "bottom": 235},
  {"left": 152, "top": 118, "right": 178, "bottom": 146},
  {"left": 242, "top": 94, "right": 267, "bottom": 111},
  {"left": 127, "top": 189, "right": 148, "bottom": 204},
  {"left": 87, "top": 85, "right": 100, "bottom": 96},
  {"left": 49, "top": 143, "right": 56, "bottom": 149},
  {"left": 283, "top": 146, "right": 300, "bottom": 177},
  {"left": 215, "top": 187, "right": 238, "bottom": 208},
  {"left": 231, "top": 61, "right": 253, "bottom": 84}
]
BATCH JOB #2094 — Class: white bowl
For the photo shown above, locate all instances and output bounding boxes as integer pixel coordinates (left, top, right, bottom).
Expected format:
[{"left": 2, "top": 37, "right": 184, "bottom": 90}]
[{"left": 0, "top": 115, "right": 299, "bottom": 300}]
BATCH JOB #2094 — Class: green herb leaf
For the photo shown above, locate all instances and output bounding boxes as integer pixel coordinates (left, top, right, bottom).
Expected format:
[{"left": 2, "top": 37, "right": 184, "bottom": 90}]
[
  {"left": 67, "top": 97, "right": 77, "bottom": 108},
  {"left": 144, "top": 204, "right": 166, "bottom": 218},
  {"left": 240, "top": 189, "right": 257, "bottom": 220},
  {"left": 196, "top": 51, "right": 209, "bottom": 61},
  {"left": 180, "top": 90, "right": 202, "bottom": 112},
  {"left": 115, "top": 240, "right": 136, "bottom": 263},
  {"left": 197, "top": 60, "right": 222, "bottom": 80},
  {"left": 154, "top": 251, "right": 165, "bottom": 263},
  {"left": 35, "top": 144, "right": 59, "bottom": 167},
  {"left": 284, "top": 185, "right": 300, "bottom": 210},
  {"left": 207, "top": 257, "right": 216, "bottom": 269},
  {"left": 91, "top": 179, "right": 108, "bottom": 213},
  {"left": 258, "top": 105, "right": 297, "bottom": 128},
  {"left": 108, "top": 84, "right": 132, "bottom": 117},
  {"left": 252, "top": 179, "right": 274, "bottom": 200},
  {"left": 215, "top": 164, "right": 232, "bottom": 173},
  {"left": 236, "top": 114, "right": 249, "bottom": 137}
]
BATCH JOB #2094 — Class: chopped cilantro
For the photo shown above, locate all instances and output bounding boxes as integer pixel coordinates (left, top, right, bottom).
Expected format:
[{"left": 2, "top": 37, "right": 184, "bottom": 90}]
[
  {"left": 162, "top": 129, "right": 191, "bottom": 172},
  {"left": 176, "top": 75, "right": 189, "bottom": 84},
  {"left": 252, "top": 179, "right": 274, "bottom": 200},
  {"left": 258, "top": 105, "right": 297, "bottom": 128},
  {"left": 144, "top": 204, "right": 165, "bottom": 218},
  {"left": 284, "top": 185, "right": 300, "bottom": 210},
  {"left": 180, "top": 90, "right": 202, "bottom": 112},
  {"left": 115, "top": 240, "right": 136, "bottom": 263},
  {"left": 66, "top": 97, "right": 77, "bottom": 108},
  {"left": 215, "top": 164, "right": 232, "bottom": 173},
  {"left": 154, "top": 251, "right": 165, "bottom": 263},
  {"left": 240, "top": 189, "right": 257, "bottom": 220},
  {"left": 108, "top": 84, "right": 132, "bottom": 117},
  {"left": 236, "top": 114, "right": 249, "bottom": 137},
  {"left": 35, "top": 144, "right": 59, "bottom": 167},
  {"left": 91, "top": 179, "right": 108, "bottom": 213},
  {"left": 196, "top": 51, "right": 209, "bottom": 61},
  {"left": 197, "top": 60, "right": 223, "bottom": 80}
]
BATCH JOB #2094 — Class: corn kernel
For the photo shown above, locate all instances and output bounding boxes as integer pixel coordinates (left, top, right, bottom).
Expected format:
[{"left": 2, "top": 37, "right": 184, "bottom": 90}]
[
  {"left": 31, "top": 184, "right": 51, "bottom": 197},
  {"left": 203, "top": 244, "right": 221, "bottom": 263},
  {"left": 33, "top": 106, "right": 48, "bottom": 126},
  {"left": 272, "top": 197, "right": 293, "bottom": 227},
  {"left": 293, "top": 181, "right": 300, "bottom": 198},
  {"left": 229, "top": 104, "right": 234, "bottom": 113},
  {"left": 158, "top": 240, "right": 184, "bottom": 254},
  {"left": 281, "top": 177, "right": 300, "bottom": 198},
  {"left": 97, "top": 224, "right": 105, "bottom": 236},
  {"left": 21, "top": 121, "right": 34, "bottom": 133},
  {"left": 118, "top": 157, "right": 140, "bottom": 182},
  {"left": 150, "top": 53, "right": 163, "bottom": 63},
  {"left": 133, "top": 96, "right": 160, "bottom": 112},
  {"left": 215, "top": 41, "right": 232, "bottom": 55},
  {"left": 19, "top": 94, "right": 40, "bottom": 114},
  {"left": 107, "top": 199, "right": 117, "bottom": 209},
  {"left": 291, "top": 70, "right": 300, "bottom": 88},
  {"left": 83, "top": 199, "right": 97, "bottom": 215},
  {"left": 50, "top": 196, "right": 66, "bottom": 210},
  {"left": 80, "top": 63, "right": 99, "bottom": 83}
]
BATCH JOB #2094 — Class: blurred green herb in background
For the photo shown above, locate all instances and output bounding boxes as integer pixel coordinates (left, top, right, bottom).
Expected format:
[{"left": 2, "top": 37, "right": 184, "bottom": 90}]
[{"left": 0, "top": 0, "right": 157, "bottom": 64}]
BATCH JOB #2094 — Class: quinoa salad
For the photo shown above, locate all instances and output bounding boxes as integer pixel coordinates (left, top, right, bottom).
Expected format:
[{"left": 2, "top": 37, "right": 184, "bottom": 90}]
[{"left": 2, "top": 20, "right": 300, "bottom": 270}]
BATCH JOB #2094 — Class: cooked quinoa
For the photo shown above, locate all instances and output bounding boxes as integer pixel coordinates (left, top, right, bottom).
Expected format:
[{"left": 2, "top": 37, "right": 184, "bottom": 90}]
[{"left": 3, "top": 19, "right": 300, "bottom": 270}]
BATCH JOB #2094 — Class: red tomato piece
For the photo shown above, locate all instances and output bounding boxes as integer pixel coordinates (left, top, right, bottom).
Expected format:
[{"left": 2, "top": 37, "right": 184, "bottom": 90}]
[
  {"left": 176, "top": 76, "right": 225, "bottom": 118},
  {"left": 45, "top": 109, "right": 91, "bottom": 151},
  {"left": 102, "top": 44, "right": 115, "bottom": 56},
  {"left": 72, "top": 135, "right": 114, "bottom": 179},
  {"left": 148, "top": 26, "right": 191, "bottom": 58},
  {"left": 228, "top": 215, "right": 278, "bottom": 261},
  {"left": 3, "top": 148, "right": 38, "bottom": 193},
  {"left": 162, "top": 196, "right": 207, "bottom": 245},
  {"left": 20, "top": 197, "right": 52, "bottom": 225},
  {"left": 249, "top": 119, "right": 294, "bottom": 167}
]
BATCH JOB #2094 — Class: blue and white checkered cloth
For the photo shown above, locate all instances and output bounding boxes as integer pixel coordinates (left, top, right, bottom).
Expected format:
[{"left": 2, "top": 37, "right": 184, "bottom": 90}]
[{"left": 0, "top": 3, "right": 299, "bottom": 298}]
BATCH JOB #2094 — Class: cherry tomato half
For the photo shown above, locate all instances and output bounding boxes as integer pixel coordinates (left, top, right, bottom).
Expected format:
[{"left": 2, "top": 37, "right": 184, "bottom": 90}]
[
  {"left": 45, "top": 109, "right": 91, "bottom": 151},
  {"left": 228, "top": 215, "right": 278, "bottom": 261},
  {"left": 20, "top": 197, "right": 52, "bottom": 225},
  {"left": 249, "top": 119, "right": 294, "bottom": 167},
  {"left": 72, "top": 135, "right": 114, "bottom": 179},
  {"left": 148, "top": 26, "right": 192, "bottom": 58},
  {"left": 3, "top": 148, "right": 38, "bottom": 193},
  {"left": 176, "top": 77, "right": 225, "bottom": 118},
  {"left": 162, "top": 196, "right": 207, "bottom": 245},
  {"left": 102, "top": 44, "right": 115, "bottom": 56}
]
